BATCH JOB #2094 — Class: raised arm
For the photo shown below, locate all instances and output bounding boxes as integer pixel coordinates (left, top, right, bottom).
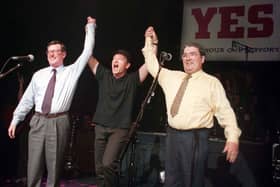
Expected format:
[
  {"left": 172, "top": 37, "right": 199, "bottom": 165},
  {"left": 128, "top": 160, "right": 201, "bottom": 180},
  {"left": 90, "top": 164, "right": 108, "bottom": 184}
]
[
  {"left": 88, "top": 56, "right": 100, "bottom": 75},
  {"left": 70, "top": 16, "right": 96, "bottom": 76},
  {"left": 141, "top": 26, "right": 160, "bottom": 78},
  {"left": 146, "top": 26, "right": 158, "bottom": 54},
  {"left": 139, "top": 26, "right": 158, "bottom": 82}
]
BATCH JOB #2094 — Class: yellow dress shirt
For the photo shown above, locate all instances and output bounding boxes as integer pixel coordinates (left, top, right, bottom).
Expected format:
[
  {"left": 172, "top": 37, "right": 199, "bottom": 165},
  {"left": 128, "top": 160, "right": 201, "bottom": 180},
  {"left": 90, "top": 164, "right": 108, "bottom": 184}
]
[{"left": 142, "top": 38, "right": 241, "bottom": 143}]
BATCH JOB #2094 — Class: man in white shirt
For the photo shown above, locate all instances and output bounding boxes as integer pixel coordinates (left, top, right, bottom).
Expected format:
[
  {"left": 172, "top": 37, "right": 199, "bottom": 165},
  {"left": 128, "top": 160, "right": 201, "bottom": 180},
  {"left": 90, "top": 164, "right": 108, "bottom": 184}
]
[{"left": 8, "top": 16, "right": 96, "bottom": 187}]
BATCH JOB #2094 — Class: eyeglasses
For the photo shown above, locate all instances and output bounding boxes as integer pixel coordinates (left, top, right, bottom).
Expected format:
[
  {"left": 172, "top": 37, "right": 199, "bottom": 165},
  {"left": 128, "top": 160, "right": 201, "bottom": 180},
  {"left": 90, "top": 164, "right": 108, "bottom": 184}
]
[
  {"left": 47, "top": 49, "right": 62, "bottom": 54},
  {"left": 181, "top": 52, "right": 200, "bottom": 58}
]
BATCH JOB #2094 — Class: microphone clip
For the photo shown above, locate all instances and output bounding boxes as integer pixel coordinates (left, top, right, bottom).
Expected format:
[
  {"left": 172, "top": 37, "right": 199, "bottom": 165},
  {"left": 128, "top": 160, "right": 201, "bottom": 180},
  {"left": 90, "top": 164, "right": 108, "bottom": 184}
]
[{"left": 159, "top": 51, "right": 172, "bottom": 65}]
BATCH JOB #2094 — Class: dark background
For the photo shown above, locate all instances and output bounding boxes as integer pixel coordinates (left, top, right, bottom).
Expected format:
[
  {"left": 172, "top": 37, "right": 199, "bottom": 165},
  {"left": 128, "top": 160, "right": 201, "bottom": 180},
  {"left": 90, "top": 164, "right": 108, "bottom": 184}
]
[
  {"left": 1, "top": 0, "right": 279, "bottom": 132},
  {"left": 0, "top": 0, "right": 183, "bottom": 114},
  {"left": 0, "top": 0, "right": 279, "bottom": 184},
  {"left": 0, "top": 0, "right": 185, "bottom": 179},
  {"left": 0, "top": 0, "right": 190, "bottom": 134}
]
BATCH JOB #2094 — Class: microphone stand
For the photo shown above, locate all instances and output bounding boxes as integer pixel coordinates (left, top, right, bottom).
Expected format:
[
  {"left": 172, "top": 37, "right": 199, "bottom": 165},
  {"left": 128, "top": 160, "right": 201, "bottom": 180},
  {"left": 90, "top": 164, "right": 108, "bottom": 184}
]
[
  {"left": 119, "top": 57, "right": 166, "bottom": 187},
  {"left": 0, "top": 63, "right": 22, "bottom": 80},
  {"left": 232, "top": 40, "right": 253, "bottom": 62}
]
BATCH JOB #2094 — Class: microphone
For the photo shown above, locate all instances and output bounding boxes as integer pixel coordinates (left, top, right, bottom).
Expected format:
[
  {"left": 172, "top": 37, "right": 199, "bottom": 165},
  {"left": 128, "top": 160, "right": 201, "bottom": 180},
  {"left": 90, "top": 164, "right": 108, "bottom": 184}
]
[
  {"left": 11, "top": 54, "right": 35, "bottom": 62},
  {"left": 160, "top": 51, "right": 172, "bottom": 61}
]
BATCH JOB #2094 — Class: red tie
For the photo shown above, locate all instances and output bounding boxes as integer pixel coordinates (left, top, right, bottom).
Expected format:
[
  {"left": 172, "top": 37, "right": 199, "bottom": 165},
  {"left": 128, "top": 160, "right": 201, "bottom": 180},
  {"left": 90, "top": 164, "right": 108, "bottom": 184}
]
[{"left": 41, "top": 69, "right": 56, "bottom": 114}]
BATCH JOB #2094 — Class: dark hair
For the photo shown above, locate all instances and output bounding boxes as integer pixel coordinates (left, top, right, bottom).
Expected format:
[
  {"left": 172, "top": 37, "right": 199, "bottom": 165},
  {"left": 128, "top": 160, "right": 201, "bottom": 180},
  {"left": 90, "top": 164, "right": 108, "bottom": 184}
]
[
  {"left": 46, "top": 40, "right": 66, "bottom": 52},
  {"left": 183, "top": 42, "right": 206, "bottom": 57},
  {"left": 112, "top": 49, "right": 132, "bottom": 64}
]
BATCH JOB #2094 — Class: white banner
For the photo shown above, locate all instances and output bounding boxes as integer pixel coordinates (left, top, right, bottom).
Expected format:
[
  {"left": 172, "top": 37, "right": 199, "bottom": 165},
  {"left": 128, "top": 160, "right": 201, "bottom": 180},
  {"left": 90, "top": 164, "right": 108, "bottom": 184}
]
[{"left": 181, "top": 0, "right": 280, "bottom": 61}]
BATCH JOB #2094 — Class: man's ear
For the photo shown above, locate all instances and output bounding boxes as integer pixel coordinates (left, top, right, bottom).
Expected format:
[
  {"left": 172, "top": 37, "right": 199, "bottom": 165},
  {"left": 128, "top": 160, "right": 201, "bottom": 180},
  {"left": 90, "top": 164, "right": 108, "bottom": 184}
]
[
  {"left": 125, "top": 62, "right": 131, "bottom": 69},
  {"left": 62, "top": 51, "right": 67, "bottom": 59},
  {"left": 201, "top": 56, "right": 205, "bottom": 64}
]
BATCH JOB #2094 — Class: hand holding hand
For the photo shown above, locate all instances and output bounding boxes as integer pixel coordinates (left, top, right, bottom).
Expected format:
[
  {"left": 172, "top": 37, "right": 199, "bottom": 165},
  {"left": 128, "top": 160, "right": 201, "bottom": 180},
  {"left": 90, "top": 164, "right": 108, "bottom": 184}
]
[
  {"left": 85, "top": 16, "right": 96, "bottom": 32},
  {"left": 87, "top": 16, "right": 96, "bottom": 24},
  {"left": 145, "top": 26, "right": 158, "bottom": 44}
]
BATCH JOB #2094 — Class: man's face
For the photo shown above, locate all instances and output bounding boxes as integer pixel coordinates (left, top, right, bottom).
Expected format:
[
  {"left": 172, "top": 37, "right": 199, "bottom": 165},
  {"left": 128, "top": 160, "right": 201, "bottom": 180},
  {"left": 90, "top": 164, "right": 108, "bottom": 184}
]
[
  {"left": 46, "top": 44, "right": 66, "bottom": 68},
  {"left": 181, "top": 46, "right": 205, "bottom": 74},
  {"left": 111, "top": 54, "right": 131, "bottom": 78}
]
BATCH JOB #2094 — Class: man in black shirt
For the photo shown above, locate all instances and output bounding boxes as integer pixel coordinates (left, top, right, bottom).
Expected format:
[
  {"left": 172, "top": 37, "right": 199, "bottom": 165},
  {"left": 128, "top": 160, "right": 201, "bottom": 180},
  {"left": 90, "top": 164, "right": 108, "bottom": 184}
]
[{"left": 87, "top": 26, "right": 158, "bottom": 187}]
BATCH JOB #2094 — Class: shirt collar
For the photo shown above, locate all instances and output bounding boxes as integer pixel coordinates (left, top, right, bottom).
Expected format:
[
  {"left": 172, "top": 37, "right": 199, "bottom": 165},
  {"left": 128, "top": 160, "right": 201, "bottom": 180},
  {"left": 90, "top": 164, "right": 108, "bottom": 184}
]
[
  {"left": 187, "top": 70, "right": 203, "bottom": 78},
  {"left": 48, "top": 65, "right": 64, "bottom": 73}
]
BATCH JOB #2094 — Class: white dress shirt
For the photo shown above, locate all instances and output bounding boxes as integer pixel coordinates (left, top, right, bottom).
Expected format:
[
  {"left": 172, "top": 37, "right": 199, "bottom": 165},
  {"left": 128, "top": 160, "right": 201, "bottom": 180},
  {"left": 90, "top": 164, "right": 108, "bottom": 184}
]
[{"left": 11, "top": 23, "right": 95, "bottom": 126}]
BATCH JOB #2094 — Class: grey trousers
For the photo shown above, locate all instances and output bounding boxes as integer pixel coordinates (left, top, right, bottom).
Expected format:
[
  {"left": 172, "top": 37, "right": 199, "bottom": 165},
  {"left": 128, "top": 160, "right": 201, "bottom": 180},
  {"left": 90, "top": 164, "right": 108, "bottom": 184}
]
[{"left": 27, "top": 113, "right": 70, "bottom": 187}]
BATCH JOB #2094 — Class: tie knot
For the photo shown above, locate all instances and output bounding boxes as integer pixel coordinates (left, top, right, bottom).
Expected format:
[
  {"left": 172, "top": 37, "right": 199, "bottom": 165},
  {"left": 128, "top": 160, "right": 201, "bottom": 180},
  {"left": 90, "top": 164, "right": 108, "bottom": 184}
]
[
  {"left": 185, "top": 74, "right": 191, "bottom": 81},
  {"left": 52, "top": 69, "right": 56, "bottom": 73}
]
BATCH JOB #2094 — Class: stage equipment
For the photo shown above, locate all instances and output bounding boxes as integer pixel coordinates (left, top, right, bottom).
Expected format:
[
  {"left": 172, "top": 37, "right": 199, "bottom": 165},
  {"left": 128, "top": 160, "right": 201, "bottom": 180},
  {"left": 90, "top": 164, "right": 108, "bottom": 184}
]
[
  {"left": 11, "top": 54, "right": 34, "bottom": 62},
  {"left": 272, "top": 130, "right": 280, "bottom": 184},
  {"left": 121, "top": 132, "right": 269, "bottom": 187},
  {"left": 64, "top": 115, "right": 80, "bottom": 178},
  {"left": 231, "top": 40, "right": 254, "bottom": 61},
  {"left": 119, "top": 51, "right": 171, "bottom": 187},
  {"left": 159, "top": 51, "right": 172, "bottom": 62},
  {"left": 0, "top": 54, "right": 34, "bottom": 79}
]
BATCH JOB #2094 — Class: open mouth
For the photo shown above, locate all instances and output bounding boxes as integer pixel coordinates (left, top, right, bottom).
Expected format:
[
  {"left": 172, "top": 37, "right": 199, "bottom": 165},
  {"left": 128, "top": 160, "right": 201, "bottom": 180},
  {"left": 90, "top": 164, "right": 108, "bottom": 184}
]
[
  {"left": 113, "top": 64, "right": 119, "bottom": 69},
  {"left": 112, "top": 63, "right": 120, "bottom": 74}
]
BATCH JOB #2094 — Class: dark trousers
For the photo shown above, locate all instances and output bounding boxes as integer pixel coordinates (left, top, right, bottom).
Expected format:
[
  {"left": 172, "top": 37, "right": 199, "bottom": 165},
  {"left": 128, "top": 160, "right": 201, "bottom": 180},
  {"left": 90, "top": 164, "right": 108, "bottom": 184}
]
[
  {"left": 94, "top": 125, "right": 128, "bottom": 187},
  {"left": 28, "top": 113, "right": 70, "bottom": 187},
  {"left": 164, "top": 127, "right": 209, "bottom": 187}
]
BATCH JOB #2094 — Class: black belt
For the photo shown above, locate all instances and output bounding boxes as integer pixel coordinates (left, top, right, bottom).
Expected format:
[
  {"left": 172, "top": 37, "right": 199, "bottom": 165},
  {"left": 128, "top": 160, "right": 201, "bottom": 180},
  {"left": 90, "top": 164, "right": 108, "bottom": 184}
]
[
  {"left": 35, "top": 111, "right": 68, "bottom": 118},
  {"left": 167, "top": 126, "right": 208, "bottom": 133}
]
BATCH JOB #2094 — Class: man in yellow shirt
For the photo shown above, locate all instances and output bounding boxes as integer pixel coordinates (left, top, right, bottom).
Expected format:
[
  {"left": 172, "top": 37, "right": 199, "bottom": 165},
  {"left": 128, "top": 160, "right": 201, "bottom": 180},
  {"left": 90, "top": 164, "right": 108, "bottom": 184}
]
[{"left": 142, "top": 27, "right": 241, "bottom": 187}]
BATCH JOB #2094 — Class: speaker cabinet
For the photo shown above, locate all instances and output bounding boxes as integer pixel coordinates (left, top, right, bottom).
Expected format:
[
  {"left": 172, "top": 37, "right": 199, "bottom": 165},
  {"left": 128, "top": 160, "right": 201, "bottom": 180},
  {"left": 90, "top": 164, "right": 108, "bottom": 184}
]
[{"left": 121, "top": 131, "right": 271, "bottom": 187}]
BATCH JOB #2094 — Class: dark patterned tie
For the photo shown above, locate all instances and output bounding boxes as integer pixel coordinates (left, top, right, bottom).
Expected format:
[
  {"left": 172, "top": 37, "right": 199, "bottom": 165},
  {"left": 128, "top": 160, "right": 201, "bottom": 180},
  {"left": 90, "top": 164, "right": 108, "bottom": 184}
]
[
  {"left": 170, "top": 75, "right": 191, "bottom": 117},
  {"left": 41, "top": 69, "right": 56, "bottom": 114}
]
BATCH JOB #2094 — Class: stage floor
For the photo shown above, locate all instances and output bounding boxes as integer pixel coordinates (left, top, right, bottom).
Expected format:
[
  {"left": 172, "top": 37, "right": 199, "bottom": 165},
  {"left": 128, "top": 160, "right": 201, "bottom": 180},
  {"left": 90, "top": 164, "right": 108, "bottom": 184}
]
[{"left": 0, "top": 176, "right": 97, "bottom": 187}]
